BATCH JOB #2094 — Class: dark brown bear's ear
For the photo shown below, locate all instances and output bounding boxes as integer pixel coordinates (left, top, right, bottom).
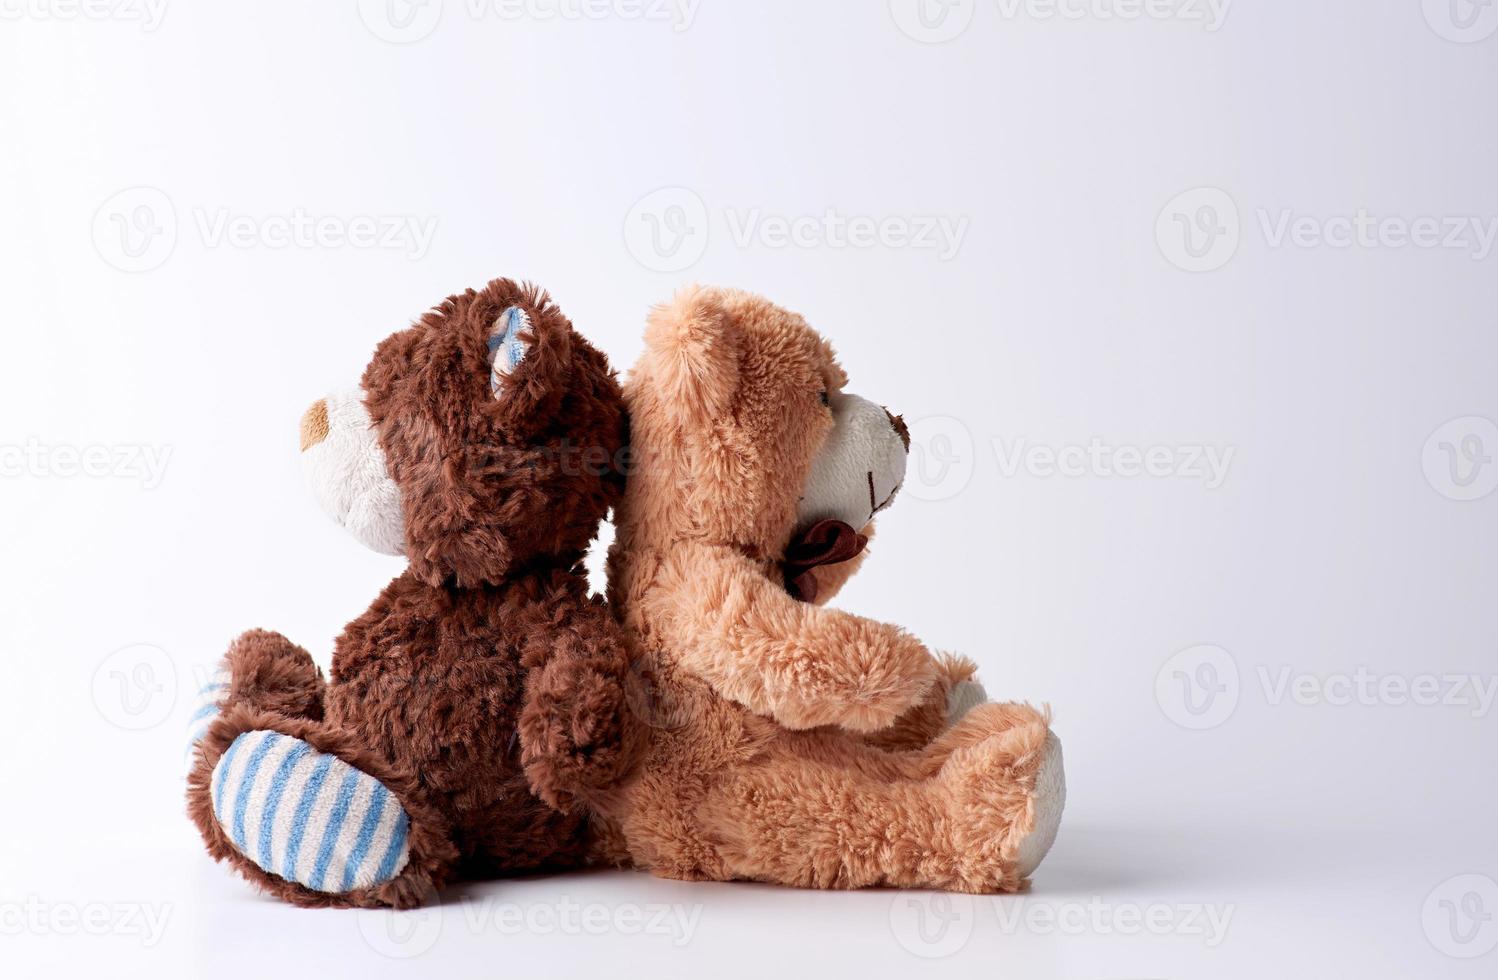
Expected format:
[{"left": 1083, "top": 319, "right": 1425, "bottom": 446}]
[
  {"left": 487, "top": 305, "right": 531, "bottom": 397},
  {"left": 483, "top": 291, "right": 574, "bottom": 439},
  {"left": 642, "top": 284, "right": 739, "bottom": 427}
]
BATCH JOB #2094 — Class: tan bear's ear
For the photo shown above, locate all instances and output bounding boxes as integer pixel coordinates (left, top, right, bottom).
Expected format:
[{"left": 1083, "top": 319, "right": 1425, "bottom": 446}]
[{"left": 642, "top": 284, "right": 739, "bottom": 425}]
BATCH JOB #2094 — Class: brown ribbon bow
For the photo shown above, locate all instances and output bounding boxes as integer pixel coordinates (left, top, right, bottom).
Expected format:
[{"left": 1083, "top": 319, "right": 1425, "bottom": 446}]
[{"left": 782, "top": 519, "right": 869, "bottom": 604}]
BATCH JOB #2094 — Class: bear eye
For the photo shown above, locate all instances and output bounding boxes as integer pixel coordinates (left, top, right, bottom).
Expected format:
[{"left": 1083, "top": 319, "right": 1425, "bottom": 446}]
[{"left": 819, "top": 390, "right": 830, "bottom": 408}]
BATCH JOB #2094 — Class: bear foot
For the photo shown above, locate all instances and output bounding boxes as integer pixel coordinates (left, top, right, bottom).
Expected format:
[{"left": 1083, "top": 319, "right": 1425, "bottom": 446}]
[
  {"left": 211, "top": 730, "right": 411, "bottom": 893},
  {"left": 937, "top": 704, "right": 1066, "bottom": 890}
]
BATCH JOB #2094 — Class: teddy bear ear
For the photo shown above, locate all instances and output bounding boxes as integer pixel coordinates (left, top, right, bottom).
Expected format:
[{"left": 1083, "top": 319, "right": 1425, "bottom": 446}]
[
  {"left": 487, "top": 306, "right": 531, "bottom": 397},
  {"left": 642, "top": 285, "right": 739, "bottom": 423}
]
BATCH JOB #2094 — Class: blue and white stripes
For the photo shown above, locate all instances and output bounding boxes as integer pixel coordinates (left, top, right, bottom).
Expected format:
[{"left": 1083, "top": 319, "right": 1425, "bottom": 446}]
[
  {"left": 488, "top": 305, "right": 530, "bottom": 395},
  {"left": 185, "top": 665, "right": 231, "bottom": 763},
  {"left": 210, "top": 730, "right": 411, "bottom": 893}
]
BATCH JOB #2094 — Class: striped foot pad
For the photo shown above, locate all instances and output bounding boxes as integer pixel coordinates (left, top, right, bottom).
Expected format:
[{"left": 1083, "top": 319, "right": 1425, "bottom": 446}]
[
  {"left": 185, "top": 665, "right": 231, "bottom": 762},
  {"left": 211, "top": 730, "right": 411, "bottom": 894}
]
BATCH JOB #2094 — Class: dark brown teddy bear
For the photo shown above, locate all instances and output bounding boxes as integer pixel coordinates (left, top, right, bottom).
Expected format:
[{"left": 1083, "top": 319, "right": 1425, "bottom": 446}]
[{"left": 185, "top": 278, "right": 640, "bottom": 908}]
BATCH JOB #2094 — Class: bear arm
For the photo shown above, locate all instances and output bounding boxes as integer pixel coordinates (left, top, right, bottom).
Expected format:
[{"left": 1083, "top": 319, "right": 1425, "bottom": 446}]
[
  {"left": 517, "top": 601, "right": 643, "bottom": 811},
  {"left": 651, "top": 543, "right": 938, "bottom": 732},
  {"left": 860, "top": 652, "right": 979, "bottom": 750}
]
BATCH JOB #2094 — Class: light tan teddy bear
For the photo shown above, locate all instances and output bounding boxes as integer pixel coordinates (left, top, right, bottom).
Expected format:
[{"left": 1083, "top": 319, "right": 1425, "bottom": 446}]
[{"left": 594, "top": 286, "right": 1065, "bottom": 893}]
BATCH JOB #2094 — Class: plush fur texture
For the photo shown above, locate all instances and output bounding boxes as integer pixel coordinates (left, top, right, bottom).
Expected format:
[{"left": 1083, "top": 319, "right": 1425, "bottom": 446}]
[
  {"left": 186, "top": 279, "right": 641, "bottom": 908},
  {"left": 597, "top": 286, "right": 1062, "bottom": 893}
]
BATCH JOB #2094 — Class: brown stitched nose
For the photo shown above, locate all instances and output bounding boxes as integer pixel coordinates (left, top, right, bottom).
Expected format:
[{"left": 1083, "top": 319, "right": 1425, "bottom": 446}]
[
  {"left": 884, "top": 408, "right": 910, "bottom": 452},
  {"left": 299, "top": 399, "right": 330, "bottom": 452}
]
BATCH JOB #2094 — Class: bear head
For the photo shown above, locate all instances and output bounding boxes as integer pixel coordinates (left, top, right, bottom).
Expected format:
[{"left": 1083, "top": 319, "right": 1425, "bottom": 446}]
[
  {"left": 614, "top": 285, "right": 909, "bottom": 596},
  {"left": 297, "top": 278, "right": 628, "bottom": 587}
]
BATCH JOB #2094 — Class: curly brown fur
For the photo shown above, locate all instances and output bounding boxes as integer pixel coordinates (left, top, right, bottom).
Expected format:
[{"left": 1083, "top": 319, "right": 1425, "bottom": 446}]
[{"left": 185, "top": 279, "right": 641, "bottom": 907}]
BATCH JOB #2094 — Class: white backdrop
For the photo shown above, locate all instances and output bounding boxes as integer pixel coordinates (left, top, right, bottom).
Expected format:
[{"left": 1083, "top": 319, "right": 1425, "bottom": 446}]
[{"left": 2, "top": 2, "right": 1495, "bottom": 977}]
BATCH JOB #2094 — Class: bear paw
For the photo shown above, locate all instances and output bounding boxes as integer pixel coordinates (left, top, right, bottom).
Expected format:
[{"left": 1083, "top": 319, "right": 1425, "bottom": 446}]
[
  {"left": 938, "top": 705, "right": 1065, "bottom": 889},
  {"left": 211, "top": 730, "right": 411, "bottom": 893},
  {"left": 946, "top": 679, "right": 988, "bottom": 726}
]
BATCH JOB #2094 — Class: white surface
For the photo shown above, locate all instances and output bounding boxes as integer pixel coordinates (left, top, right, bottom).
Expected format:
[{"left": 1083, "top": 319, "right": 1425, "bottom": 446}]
[{"left": 1, "top": 2, "right": 1495, "bottom": 978}]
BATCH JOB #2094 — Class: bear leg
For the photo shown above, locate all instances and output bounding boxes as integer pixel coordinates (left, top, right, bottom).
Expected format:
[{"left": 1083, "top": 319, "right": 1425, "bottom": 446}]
[
  {"left": 185, "top": 630, "right": 325, "bottom": 759},
  {"left": 186, "top": 702, "right": 459, "bottom": 909},
  {"left": 692, "top": 703, "right": 1063, "bottom": 893}
]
